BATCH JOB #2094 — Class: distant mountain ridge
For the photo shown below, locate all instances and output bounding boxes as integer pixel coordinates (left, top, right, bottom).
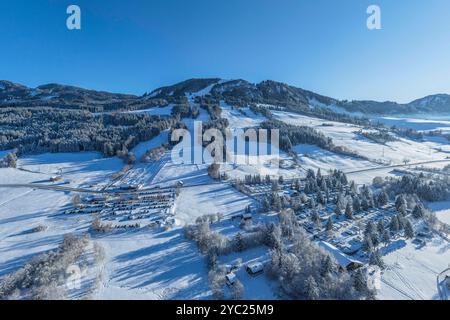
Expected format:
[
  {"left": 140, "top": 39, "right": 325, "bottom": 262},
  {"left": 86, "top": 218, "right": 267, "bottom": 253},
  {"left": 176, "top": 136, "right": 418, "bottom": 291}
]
[
  {"left": 1, "top": 78, "right": 449, "bottom": 115},
  {"left": 0, "top": 80, "right": 139, "bottom": 111}
]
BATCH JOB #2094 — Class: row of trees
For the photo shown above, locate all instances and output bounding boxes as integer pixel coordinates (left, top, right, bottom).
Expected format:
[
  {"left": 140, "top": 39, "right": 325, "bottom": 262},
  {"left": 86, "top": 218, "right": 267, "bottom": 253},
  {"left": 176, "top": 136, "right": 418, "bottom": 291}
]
[
  {"left": 375, "top": 173, "right": 450, "bottom": 202},
  {"left": 358, "top": 129, "right": 398, "bottom": 144}
]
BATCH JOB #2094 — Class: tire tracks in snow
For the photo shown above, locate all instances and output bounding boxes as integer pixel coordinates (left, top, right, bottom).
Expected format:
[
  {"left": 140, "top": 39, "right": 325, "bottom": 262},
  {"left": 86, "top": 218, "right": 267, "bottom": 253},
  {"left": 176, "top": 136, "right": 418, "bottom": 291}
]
[
  {"left": 0, "top": 189, "right": 33, "bottom": 208},
  {"left": 390, "top": 266, "right": 425, "bottom": 300}
]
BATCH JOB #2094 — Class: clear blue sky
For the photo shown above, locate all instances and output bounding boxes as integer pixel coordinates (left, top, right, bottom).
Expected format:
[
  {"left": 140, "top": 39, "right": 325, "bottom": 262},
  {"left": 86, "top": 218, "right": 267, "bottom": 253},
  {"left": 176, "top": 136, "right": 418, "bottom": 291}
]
[{"left": 0, "top": 0, "right": 449, "bottom": 102}]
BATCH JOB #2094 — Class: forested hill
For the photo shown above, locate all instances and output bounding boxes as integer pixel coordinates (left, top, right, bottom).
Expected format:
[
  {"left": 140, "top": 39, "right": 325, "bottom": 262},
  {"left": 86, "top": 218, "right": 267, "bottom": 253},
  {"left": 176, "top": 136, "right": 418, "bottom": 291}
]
[{"left": 2, "top": 79, "right": 450, "bottom": 115}]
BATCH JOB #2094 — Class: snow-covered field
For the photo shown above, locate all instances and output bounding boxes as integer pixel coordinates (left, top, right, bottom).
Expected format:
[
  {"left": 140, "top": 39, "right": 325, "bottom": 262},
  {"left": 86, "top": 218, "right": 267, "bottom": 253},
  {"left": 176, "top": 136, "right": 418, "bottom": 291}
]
[
  {"left": 220, "top": 103, "right": 266, "bottom": 129},
  {"left": 273, "top": 111, "right": 450, "bottom": 166},
  {"left": 293, "top": 144, "right": 378, "bottom": 174},
  {"left": 379, "top": 237, "right": 449, "bottom": 300},
  {"left": 427, "top": 201, "right": 450, "bottom": 225},
  {"left": 0, "top": 152, "right": 122, "bottom": 281},
  {"left": 94, "top": 227, "right": 210, "bottom": 300},
  {"left": 174, "top": 183, "right": 255, "bottom": 225}
]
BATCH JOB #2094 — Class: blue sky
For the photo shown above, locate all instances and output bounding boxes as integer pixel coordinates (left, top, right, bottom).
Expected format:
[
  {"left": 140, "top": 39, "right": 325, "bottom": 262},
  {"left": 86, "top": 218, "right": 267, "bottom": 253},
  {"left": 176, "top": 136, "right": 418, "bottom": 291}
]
[{"left": 0, "top": 0, "right": 449, "bottom": 102}]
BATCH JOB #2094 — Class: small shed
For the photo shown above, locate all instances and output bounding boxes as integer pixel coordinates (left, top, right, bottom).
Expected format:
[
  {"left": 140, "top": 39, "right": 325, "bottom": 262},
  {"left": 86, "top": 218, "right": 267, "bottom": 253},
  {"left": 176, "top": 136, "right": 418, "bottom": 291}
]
[
  {"left": 226, "top": 273, "right": 237, "bottom": 286},
  {"left": 246, "top": 262, "right": 264, "bottom": 275}
]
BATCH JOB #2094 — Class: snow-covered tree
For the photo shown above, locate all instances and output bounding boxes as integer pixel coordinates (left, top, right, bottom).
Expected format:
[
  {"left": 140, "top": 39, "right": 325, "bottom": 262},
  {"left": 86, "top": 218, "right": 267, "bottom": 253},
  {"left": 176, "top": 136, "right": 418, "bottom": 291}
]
[
  {"left": 389, "top": 215, "right": 400, "bottom": 233},
  {"left": 231, "top": 279, "right": 245, "bottom": 300},
  {"left": 303, "top": 276, "right": 320, "bottom": 300},
  {"left": 382, "top": 229, "right": 390, "bottom": 246},
  {"left": 345, "top": 202, "right": 353, "bottom": 220},
  {"left": 271, "top": 180, "right": 280, "bottom": 192},
  {"left": 395, "top": 194, "right": 407, "bottom": 211},
  {"left": 352, "top": 196, "right": 361, "bottom": 212},
  {"left": 377, "top": 190, "right": 389, "bottom": 207},
  {"left": 353, "top": 269, "right": 368, "bottom": 293},
  {"left": 320, "top": 255, "right": 334, "bottom": 277},
  {"left": 325, "top": 217, "right": 333, "bottom": 232},
  {"left": 334, "top": 205, "right": 342, "bottom": 217},
  {"left": 412, "top": 204, "right": 425, "bottom": 219},
  {"left": 234, "top": 233, "right": 245, "bottom": 252},
  {"left": 369, "top": 250, "right": 385, "bottom": 269},
  {"left": 362, "top": 234, "right": 374, "bottom": 252},
  {"left": 261, "top": 197, "right": 271, "bottom": 212},
  {"left": 404, "top": 220, "right": 415, "bottom": 239},
  {"left": 377, "top": 219, "right": 384, "bottom": 234}
]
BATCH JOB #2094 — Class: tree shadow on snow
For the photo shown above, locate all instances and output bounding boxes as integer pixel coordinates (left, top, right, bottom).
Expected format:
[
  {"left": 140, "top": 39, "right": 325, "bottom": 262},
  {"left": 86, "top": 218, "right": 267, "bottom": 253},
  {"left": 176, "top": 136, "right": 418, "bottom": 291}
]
[
  {"left": 110, "top": 230, "right": 208, "bottom": 299},
  {"left": 380, "top": 239, "right": 407, "bottom": 255}
]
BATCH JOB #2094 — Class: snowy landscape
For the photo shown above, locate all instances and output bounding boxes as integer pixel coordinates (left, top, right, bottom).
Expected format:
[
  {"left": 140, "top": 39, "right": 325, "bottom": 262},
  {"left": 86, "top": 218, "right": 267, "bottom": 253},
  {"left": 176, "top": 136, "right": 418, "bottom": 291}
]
[{"left": 0, "top": 78, "right": 449, "bottom": 300}]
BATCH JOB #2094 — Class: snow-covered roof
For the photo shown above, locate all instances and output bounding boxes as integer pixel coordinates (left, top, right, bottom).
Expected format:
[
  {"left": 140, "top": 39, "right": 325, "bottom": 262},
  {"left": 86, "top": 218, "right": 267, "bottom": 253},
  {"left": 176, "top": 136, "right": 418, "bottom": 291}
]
[
  {"left": 226, "top": 273, "right": 236, "bottom": 284},
  {"left": 246, "top": 262, "right": 264, "bottom": 274},
  {"left": 318, "top": 241, "right": 362, "bottom": 268}
]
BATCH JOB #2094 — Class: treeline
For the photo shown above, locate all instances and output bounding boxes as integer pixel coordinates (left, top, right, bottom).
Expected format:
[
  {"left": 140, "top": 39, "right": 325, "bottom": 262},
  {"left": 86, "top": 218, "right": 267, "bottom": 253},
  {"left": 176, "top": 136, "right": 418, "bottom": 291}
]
[
  {"left": 260, "top": 119, "right": 363, "bottom": 159},
  {"left": 0, "top": 108, "right": 178, "bottom": 159},
  {"left": 172, "top": 102, "right": 200, "bottom": 119},
  {"left": 358, "top": 129, "right": 398, "bottom": 144},
  {"left": 260, "top": 119, "right": 333, "bottom": 151},
  {"left": 374, "top": 173, "right": 450, "bottom": 202}
]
